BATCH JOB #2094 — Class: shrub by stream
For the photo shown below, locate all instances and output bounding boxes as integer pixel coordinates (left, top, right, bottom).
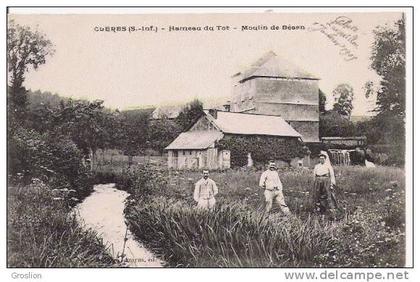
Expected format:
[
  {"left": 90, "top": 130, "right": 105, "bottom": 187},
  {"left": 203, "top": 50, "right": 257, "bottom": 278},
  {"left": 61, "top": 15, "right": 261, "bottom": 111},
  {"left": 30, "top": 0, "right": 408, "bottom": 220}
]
[{"left": 8, "top": 181, "right": 116, "bottom": 267}]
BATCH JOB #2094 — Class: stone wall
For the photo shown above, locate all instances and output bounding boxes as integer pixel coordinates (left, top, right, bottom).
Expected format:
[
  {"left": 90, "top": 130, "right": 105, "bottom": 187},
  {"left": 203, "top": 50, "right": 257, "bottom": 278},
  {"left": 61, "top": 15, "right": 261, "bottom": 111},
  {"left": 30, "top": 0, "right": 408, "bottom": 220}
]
[
  {"left": 255, "top": 78, "right": 318, "bottom": 104},
  {"left": 289, "top": 120, "right": 319, "bottom": 142},
  {"left": 230, "top": 76, "right": 319, "bottom": 142},
  {"left": 255, "top": 103, "right": 319, "bottom": 121}
]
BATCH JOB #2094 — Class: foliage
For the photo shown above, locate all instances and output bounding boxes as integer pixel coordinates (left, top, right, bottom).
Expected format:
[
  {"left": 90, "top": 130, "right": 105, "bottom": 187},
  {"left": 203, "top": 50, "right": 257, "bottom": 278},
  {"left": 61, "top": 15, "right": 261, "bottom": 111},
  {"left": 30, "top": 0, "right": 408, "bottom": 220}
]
[
  {"left": 53, "top": 99, "right": 115, "bottom": 157},
  {"left": 354, "top": 116, "right": 405, "bottom": 166},
  {"left": 176, "top": 99, "right": 204, "bottom": 130},
  {"left": 115, "top": 110, "right": 150, "bottom": 158},
  {"left": 218, "top": 136, "right": 306, "bottom": 167},
  {"left": 332, "top": 84, "right": 354, "bottom": 118},
  {"left": 363, "top": 17, "right": 406, "bottom": 166},
  {"left": 7, "top": 20, "right": 54, "bottom": 123},
  {"left": 124, "top": 166, "right": 405, "bottom": 267},
  {"left": 8, "top": 127, "right": 94, "bottom": 200},
  {"left": 148, "top": 117, "right": 182, "bottom": 153},
  {"left": 27, "top": 89, "right": 68, "bottom": 111},
  {"left": 8, "top": 127, "right": 51, "bottom": 181},
  {"left": 319, "top": 89, "right": 327, "bottom": 114},
  {"left": 319, "top": 111, "right": 356, "bottom": 137},
  {"left": 7, "top": 182, "right": 115, "bottom": 267},
  {"left": 111, "top": 166, "right": 167, "bottom": 199},
  {"left": 7, "top": 22, "right": 114, "bottom": 268},
  {"left": 366, "top": 17, "right": 405, "bottom": 119}
]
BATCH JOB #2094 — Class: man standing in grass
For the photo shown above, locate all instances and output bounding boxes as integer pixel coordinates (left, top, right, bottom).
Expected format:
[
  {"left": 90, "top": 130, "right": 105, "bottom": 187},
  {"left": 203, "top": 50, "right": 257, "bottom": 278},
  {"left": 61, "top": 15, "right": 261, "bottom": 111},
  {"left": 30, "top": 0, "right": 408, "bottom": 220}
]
[
  {"left": 194, "top": 170, "right": 218, "bottom": 210},
  {"left": 259, "top": 161, "right": 290, "bottom": 215}
]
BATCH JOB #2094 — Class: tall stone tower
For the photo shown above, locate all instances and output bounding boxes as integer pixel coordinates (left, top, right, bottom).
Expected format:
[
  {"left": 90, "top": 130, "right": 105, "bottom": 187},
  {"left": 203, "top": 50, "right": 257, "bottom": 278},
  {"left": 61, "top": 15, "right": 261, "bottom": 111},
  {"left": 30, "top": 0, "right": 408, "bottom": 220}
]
[{"left": 230, "top": 51, "right": 320, "bottom": 142}]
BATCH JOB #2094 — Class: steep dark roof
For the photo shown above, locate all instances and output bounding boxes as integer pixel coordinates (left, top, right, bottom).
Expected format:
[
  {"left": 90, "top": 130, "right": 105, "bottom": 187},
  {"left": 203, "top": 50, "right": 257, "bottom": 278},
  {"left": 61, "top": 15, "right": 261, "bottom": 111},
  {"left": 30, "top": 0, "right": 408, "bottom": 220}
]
[
  {"left": 165, "top": 110, "right": 303, "bottom": 150},
  {"left": 165, "top": 131, "right": 223, "bottom": 150},
  {"left": 234, "top": 51, "right": 319, "bottom": 81},
  {"left": 206, "top": 111, "right": 302, "bottom": 138}
]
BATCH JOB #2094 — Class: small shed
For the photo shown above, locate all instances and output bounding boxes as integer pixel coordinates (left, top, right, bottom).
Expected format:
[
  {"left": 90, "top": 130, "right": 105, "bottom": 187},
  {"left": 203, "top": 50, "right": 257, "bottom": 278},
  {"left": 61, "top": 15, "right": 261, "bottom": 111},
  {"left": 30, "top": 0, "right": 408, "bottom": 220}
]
[{"left": 165, "top": 110, "right": 302, "bottom": 170}]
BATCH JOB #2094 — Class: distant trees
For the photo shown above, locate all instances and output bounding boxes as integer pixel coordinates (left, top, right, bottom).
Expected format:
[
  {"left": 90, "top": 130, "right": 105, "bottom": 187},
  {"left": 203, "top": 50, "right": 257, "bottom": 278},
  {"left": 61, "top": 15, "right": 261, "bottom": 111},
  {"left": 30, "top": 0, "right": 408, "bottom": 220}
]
[
  {"left": 319, "top": 89, "right": 327, "bottom": 114},
  {"left": 319, "top": 111, "right": 356, "bottom": 137},
  {"left": 319, "top": 84, "right": 355, "bottom": 137},
  {"left": 332, "top": 84, "right": 354, "bottom": 119},
  {"left": 115, "top": 110, "right": 150, "bottom": 165},
  {"left": 55, "top": 100, "right": 115, "bottom": 166},
  {"left": 176, "top": 99, "right": 204, "bottom": 130},
  {"left": 148, "top": 118, "right": 182, "bottom": 154}
]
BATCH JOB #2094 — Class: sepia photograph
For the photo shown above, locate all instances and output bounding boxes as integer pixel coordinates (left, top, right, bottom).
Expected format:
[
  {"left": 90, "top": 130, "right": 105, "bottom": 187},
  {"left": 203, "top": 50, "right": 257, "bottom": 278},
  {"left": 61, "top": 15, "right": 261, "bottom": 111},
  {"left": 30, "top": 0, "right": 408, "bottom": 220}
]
[{"left": 6, "top": 7, "right": 412, "bottom": 270}]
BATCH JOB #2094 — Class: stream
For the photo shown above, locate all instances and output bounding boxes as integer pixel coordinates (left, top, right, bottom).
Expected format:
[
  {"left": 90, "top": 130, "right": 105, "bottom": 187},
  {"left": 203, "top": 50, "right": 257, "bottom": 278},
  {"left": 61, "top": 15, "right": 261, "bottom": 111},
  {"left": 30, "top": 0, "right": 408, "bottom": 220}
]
[{"left": 74, "top": 183, "right": 163, "bottom": 267}]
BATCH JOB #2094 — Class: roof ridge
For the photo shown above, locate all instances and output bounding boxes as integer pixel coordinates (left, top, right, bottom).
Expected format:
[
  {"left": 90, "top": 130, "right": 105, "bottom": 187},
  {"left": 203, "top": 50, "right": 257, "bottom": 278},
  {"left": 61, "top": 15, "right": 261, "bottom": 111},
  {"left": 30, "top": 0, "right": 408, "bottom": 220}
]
[
  {"left": 237, "top": 51, "right": 317, "bottom": 80},
  {"left": 215, "top": 110, "right": 289, "bottom": 119}
]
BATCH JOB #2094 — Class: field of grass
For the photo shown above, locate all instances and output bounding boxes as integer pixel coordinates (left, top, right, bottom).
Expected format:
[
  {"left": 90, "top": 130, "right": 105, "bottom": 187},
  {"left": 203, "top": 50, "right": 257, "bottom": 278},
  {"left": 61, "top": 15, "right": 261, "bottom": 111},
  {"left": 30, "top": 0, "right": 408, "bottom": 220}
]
[
  {"left": 7, "top": 180, "right": 116, "bottom": 267},
  {"left": 122, "top": 165, "right": 406, "bottom": 267}
]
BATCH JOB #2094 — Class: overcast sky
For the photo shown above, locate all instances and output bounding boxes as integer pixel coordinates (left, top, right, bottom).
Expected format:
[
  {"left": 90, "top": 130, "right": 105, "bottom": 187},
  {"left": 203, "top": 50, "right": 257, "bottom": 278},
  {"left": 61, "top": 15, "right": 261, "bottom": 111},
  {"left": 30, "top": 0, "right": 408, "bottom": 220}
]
[{"left": 10, "top": 11, "right": 402, "bottom": 115}]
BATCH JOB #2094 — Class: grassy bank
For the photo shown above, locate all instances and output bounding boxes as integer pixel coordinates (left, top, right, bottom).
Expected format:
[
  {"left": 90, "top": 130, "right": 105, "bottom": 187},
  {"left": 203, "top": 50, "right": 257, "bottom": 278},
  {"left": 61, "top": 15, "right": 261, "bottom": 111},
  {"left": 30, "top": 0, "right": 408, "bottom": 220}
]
[
  {"left": 7, "top": 180, "right": 116, "bottom": 267},
  {"left": 122, "top": 165, "right": 405, "bottom": 267}
]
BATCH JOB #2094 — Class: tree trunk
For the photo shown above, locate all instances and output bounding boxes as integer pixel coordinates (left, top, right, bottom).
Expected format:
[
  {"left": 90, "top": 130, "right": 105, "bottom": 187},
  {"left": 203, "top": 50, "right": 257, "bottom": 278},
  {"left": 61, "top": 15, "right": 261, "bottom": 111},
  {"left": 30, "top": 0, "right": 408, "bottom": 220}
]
[{"left": 89, "top": 148, "right": 96, "bottom": 171}]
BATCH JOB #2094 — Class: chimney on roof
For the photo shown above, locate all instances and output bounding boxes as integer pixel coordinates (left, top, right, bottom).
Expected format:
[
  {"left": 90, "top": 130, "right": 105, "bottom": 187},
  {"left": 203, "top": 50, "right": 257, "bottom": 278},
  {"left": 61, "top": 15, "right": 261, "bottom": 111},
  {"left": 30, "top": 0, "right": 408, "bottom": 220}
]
[
  {"left": 208, "top": 108, "right": 218, "bottom": 119},
  {"left": 223, "top": 101, "right": 231, "bottom": 112}
]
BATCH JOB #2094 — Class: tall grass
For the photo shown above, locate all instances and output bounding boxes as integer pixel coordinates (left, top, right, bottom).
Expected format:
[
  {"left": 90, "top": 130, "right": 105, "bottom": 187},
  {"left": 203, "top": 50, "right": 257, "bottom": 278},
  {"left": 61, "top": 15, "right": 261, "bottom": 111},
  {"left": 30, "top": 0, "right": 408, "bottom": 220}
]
[
  {"left": 126, "top": 198, "right": 337, "bottom": 267},
  {"left": 122, "top": 165, "right": 405, "bottom": 267},
  {"left": 8, "top": 181, "right": 116, "bottom": 267}
]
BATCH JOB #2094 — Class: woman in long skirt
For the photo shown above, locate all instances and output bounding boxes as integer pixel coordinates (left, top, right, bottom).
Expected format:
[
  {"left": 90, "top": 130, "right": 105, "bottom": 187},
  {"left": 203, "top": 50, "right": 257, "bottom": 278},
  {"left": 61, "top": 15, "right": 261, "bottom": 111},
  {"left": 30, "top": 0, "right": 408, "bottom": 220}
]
[{"left": 313, "top": 151, "right": 336, "bottom": 215}]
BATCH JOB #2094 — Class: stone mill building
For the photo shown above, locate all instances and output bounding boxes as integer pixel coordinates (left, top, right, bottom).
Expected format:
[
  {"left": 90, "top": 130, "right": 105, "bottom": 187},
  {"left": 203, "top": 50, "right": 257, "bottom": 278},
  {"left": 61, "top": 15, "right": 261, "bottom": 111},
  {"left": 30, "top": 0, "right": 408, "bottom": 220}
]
[
  {"left": 230, "top": 51, "right": 320, "bottom": 143},
  {"left": 165, "top": 51, "right": 320, "bottom": 169}
]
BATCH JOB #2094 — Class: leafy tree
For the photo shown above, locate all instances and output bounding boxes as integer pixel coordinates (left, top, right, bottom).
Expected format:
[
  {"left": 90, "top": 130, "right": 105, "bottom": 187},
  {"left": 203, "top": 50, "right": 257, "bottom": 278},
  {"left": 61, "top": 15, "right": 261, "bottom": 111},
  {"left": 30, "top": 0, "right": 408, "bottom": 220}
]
[
  {"left": 176, "top": 99, "right": 204, "bottom": 130},
  {"left": 363, "top": 16, "right": 406, "bottom": 166},
  {"left": 332, "top": 84, "right": 354, "bottom": 118},
  {"left": 46, "top": 99, "right": 115, "bottom": 169},
  {"left": 116, "top": 110, "right": 151, "bottom": 165},
  {"left": 7, "top": 20, "right": 54, "bottom": 121},
  {"left": 8, "top": 127, "right": 93, "bottom": 198},
  {"left": 148, "top": 118, "right": 182, "bottom": 154},
  {"left": 319, "top": 111, "right": 356, "bottom": 137},
  {"left": 319, "top": 89, "right": 327, "bottom": 114},
  {"left": 366, "top": 16, "right": 405, "bottom": 119},
  {"left": 27, "top": 89, "right": 67, "bottom": 111}
]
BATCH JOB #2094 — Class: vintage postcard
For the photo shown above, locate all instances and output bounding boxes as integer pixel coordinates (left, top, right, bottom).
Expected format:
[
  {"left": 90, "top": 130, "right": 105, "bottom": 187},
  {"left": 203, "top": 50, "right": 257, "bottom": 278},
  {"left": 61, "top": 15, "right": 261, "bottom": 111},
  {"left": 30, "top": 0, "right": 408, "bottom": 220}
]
[{"left": 6, "top": 6, "right": 413, "bottom": 276}]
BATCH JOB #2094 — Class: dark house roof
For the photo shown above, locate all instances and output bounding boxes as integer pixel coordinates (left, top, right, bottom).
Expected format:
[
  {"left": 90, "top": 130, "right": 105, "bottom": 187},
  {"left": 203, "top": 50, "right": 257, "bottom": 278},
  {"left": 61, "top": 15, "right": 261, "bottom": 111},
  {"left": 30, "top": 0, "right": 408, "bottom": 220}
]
[
  {"left": 165, "top": 131, "right": 223, "bottom": 150},
  {"left": 233, "top": 51, "right": 319, "bottom": 82},
  {"left": 206, "top": 111, "right": 302, "bottom": 138},
  {"left": 165, "top": 110, "right": 302, "bottom": 150}
]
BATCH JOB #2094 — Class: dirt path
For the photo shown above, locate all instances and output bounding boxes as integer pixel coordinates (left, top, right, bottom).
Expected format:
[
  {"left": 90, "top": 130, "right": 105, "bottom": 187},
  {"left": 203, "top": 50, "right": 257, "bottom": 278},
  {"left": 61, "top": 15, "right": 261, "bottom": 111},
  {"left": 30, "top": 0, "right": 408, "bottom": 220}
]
[{"left": 74, "top": 183, "right": 163, "bottom": 267}]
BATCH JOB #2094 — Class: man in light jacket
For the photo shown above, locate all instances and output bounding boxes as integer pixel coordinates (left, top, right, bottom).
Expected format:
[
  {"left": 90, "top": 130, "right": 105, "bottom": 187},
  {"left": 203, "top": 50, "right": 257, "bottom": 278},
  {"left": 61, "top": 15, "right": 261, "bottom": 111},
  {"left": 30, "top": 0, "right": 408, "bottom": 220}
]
[
  {"left": 194, "top": 170, "right": 218, "bottom": 210},
  {"left": 259, "top": 161, "right": 290, "bottom": 215}
]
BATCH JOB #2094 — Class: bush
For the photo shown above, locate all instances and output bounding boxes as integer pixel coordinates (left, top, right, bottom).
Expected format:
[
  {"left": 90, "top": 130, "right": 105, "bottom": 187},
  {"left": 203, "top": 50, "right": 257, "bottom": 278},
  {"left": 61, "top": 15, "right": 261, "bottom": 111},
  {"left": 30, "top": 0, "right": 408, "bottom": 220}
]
[
  {"left": 368, "top": 144, "right": 405, "bottom": 167},
  {"left": 7, "top": 181, "right": 115, "bottom": 267},
  {"left": 109, "top": 165, "right": 167, "bottom": 199},
  {"left": 320, "top": 111, "right": 356, "bottom": 137},
  {"left": 218, "top": 136, "right": 306, "bottom": 167},
  {"left": 8, "top": 127, "right": 94, "bottom": 201}
]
